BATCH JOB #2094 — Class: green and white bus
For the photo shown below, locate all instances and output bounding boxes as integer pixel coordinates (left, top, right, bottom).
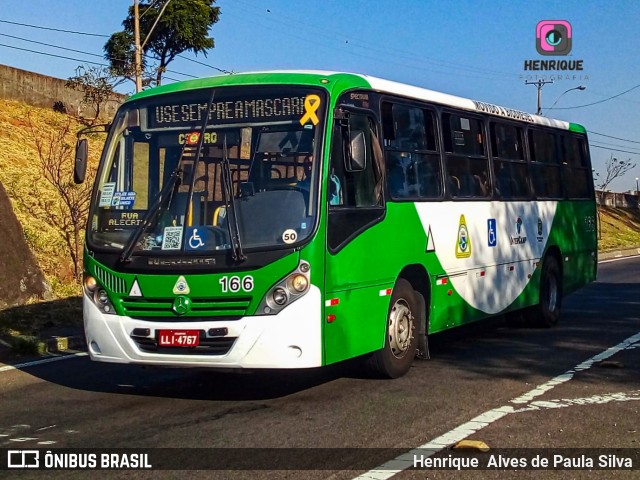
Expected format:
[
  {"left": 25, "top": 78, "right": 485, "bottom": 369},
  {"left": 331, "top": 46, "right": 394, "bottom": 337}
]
[{"left": 75, "top": 71, "right": 597, "bottom": 378}]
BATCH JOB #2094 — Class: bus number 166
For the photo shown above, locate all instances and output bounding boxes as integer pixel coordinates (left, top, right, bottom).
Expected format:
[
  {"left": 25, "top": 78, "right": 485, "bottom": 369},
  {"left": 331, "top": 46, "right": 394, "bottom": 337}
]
[{"left": 219, "top": 275, "right": 254, "bottom": 293}]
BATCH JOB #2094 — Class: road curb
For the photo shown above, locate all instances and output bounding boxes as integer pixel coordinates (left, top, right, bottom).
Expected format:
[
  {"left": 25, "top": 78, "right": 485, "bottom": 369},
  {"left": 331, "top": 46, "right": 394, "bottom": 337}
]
[
  {"left": 42, "top": 335, "right": 86, "bottom": 353},
  {"left": 7, "top": 334, "right": 87, "bottom": 355},
  {"left": 598, "top": 246, "right": 640, "bottom": 261}
]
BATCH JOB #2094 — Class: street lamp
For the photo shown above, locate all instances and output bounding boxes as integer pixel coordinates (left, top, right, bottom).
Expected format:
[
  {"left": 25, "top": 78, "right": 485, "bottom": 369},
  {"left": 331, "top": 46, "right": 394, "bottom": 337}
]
[
  {"left": 636, "top": 177, "right": 639, "bottom": 195},
  {"left": 546, "top": 85, "right": 587, "bottom": 112}
]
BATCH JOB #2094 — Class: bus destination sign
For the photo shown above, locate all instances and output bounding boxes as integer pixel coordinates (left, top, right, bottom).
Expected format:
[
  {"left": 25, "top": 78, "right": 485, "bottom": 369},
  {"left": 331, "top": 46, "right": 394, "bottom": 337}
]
[{"left": 148, "top": 95, "right": 313, "bottom": 128}]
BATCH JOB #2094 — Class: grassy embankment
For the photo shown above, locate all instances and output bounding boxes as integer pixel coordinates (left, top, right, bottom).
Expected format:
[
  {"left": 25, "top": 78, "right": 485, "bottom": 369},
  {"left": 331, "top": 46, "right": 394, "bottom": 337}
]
[
  {"left": 0, "top": 99, "right": 103, "bottom": 353},
  {"left": 0, "top": 99, "right": 638, "bottom": 354}
]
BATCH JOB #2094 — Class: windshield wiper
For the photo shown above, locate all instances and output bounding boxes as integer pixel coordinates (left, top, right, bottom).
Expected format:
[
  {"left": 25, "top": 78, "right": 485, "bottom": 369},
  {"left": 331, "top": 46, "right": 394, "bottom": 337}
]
[
  {"left": 221, "top": 135, "right": 246, "bottom": 262},
  {"left": 119, "top": 168, "right": 182, "bottom": 263},
  {"left": 119, "top": 89, "right": 217, "bottom": 263}
]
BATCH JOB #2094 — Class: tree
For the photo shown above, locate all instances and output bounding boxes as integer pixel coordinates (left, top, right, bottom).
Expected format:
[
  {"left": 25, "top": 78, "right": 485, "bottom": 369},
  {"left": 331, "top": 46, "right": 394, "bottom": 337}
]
[
  {"left": 104, "top": 31, "right": 157, "bottom": 88},
  {"left": 595, "top": 154, "right": 637, "bottom": 199},
  {"left": 593, "top": 154, "right": 637, "bottom": 239},
  {"left": 66, "top": 65, "right": 125, "bottom": 124},
  {"left": 25, "top": 115, "right": 96, "bottom": 281},
  {"left": 105, "top": 0, "right": 220, "bottom": 87}
]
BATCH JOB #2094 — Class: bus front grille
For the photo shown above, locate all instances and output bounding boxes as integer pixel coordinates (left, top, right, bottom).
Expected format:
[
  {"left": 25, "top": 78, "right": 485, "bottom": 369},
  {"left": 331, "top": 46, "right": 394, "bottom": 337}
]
[
  {"left": 120, "top": 296, "right": 251, "bottom": 318},
  {"left": 94, "top": 265, "right": 127, "bottom": 294}
]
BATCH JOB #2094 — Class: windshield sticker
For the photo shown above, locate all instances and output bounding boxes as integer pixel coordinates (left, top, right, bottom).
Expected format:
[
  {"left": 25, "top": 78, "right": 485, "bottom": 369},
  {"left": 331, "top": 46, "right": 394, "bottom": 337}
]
[
  {"left": 178, "top": 131, "right": 218, "bottom": 145},
  {"left": 111, "top": 191, "right": 136, "bottom": 207},
  {"left": 299, "top": 94, "right": 321, "bottom": 126},
  {"left": 185, "top": 227, "right": 208, "bottom": 251},
  {"left": 173, "top": 275, "right": 190, "bottom": 295},
  {"left": 99, "top": 210, "right": 146, "bottom": 230},
  {"left": 455, "top": 214, "right": 472, "bottom": 258},
  {"left": 162, "top": 226, "right": 183, "bottom": 250},
  {"left": 129, "top": 278, "right": 143, "bottom": 297},
  {"left": 282, "top": 229, "right": 298, "bottom": 244},
  {"left": 98, "top": 182, "right": 116, "bottom": 207}
]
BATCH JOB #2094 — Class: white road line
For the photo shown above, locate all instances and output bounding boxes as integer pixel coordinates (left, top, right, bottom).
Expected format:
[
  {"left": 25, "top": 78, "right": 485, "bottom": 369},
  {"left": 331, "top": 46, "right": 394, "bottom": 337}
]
[
  {"left": 0, "top": 352, "right": 87, "bottom": 373},
  {"left": 599, "top": 254, "right": 640, "bottom": 264},
  {"left": 513, "top": 390, "right": 640, "bottom": 413},
  {"left": 354, "top": 330, "right": 640, "bottom": 480}
]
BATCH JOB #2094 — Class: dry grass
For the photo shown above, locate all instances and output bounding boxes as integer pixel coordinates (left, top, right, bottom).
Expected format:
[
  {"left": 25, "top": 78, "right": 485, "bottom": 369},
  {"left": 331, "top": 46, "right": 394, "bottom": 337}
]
[
  {"left": 598, "top": 205, "right": 640, "bottom": 251},
  {"left": 0, "top": 99, "right": 104, "bottom": 298}
]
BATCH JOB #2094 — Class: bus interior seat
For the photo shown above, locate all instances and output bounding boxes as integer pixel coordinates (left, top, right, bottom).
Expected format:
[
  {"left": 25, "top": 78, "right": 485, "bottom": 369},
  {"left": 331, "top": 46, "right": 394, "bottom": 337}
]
[
  {"left": 172, "top": 191, "right": 204, "bottom": 226},
  {"left": 266, "top": 177, "right": 298, "bottom": 189},
  {"left": 459, "top": 173, "right": 480, "bottom": 196},
  {"left": 448, "top": 175, "right": 460, "bottom": 196}
]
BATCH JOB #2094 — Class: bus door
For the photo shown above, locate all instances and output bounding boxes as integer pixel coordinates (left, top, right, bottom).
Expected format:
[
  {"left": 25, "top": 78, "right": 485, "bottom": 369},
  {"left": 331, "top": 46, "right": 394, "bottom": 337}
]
[{"left": 324, "top": 108, "right": 389, "bottom": 364}]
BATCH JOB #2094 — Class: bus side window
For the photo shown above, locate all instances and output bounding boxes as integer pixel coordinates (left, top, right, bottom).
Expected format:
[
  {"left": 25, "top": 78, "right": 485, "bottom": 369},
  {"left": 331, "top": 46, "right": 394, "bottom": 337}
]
[
  {"left": 529, "top": 129, "right": 562, "bottom": 199},
  {"left": 562, "top": 135, "right": 592, "bottom": 199},
  {"left": 490, "top": 122, "right": 530, "bottom": 199},
  {"left": 382, "top": 103, "right": 442, "bottom": 200},
  {"left": 442, "top": 112, "right": 489, "bottom": 199}
]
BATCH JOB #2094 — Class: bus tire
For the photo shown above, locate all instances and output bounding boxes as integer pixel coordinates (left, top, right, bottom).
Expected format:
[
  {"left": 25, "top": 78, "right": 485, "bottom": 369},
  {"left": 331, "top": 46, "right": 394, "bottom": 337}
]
[
  {"left": 365, "top": 279, "right": 418, "bottom": 378},
  {"left": 531, "top": 255, "right": 562, "bottom": 327}
]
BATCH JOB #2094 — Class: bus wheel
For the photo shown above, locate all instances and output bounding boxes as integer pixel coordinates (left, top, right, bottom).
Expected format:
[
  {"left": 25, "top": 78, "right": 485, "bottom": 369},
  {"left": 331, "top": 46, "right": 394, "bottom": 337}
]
[
  {"left": 365, "top": 279, "right": 418, "bottom": 378},
  {"left": 531, "top": 255, "right": 562, "bottom": 327}
]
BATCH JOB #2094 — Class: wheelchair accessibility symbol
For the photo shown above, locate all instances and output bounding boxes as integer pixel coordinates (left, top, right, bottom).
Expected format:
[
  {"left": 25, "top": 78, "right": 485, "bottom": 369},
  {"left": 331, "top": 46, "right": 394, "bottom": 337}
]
[
  {"left": 189, "top": 229, "right": 204, "bottom": 249},
  {"left": 488, "top": 219, "right": 497, "bottom": 247},
  {"left": 186, "top": 228, "right": 206, "bottom": 250}
]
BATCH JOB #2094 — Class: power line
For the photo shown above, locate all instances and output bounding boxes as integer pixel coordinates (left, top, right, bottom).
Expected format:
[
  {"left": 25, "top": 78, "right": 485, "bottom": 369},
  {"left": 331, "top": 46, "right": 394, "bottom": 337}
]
[
  {"left": 0, "top": 19, "right": 109, "bottom": 37},
  {"left": 591, "top": 144, "right": 640, "bottom": 155},
  {"left": 176, "top": 54, "right": 231, "bottom": 74},
  {"left": 0, "top": 33, "right": 104, "bottom": 59},
  {"left": 548, "top": 84, "right": 640, "bottom": 110},
  {"left": 0, "top": 43, "right": 108, "bottom": 67},
  {"left": 0, "top": 33, "right": 199, "bottom": 79},
  {"left": 230, "top": 0, "right": 519, "bottom": 81},
  {"left": 0, "top": 17, "right": 229, "bottom": 75},
  {"left": 589, "top": 140, "right": 640, "bottom": 153},
  {"left": 589, "top": 130, "right": 640, "bottom": 145}
]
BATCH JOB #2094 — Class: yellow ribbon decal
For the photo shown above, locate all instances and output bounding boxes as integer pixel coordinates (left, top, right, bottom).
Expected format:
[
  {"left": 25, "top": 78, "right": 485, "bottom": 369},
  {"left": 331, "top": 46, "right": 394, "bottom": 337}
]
[{"left": 299, "top": 94, "right": 321, "bottom": 126}]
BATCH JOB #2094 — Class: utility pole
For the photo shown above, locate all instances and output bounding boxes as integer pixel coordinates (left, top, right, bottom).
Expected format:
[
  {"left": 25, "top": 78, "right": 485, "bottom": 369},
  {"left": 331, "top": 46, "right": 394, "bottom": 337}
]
[
  {"left": 134, "top": 0, "right": 143, "bottom": 93},
  {"left": 525, "top": 79, "right": 554, "bottom": 115}
]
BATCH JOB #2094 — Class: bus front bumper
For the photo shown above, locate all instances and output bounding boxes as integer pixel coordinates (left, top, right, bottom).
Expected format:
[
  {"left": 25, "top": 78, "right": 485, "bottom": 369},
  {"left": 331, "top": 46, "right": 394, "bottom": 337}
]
[{"left": 83, "top": 286, "right": 322, "bottom": 369}]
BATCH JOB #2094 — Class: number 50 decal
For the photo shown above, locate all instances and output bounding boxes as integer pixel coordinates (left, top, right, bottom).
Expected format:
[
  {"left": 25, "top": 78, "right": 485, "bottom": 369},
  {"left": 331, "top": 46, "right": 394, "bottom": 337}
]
[{"left": 219, "top": 275, "right": 254, "bottom": 293}]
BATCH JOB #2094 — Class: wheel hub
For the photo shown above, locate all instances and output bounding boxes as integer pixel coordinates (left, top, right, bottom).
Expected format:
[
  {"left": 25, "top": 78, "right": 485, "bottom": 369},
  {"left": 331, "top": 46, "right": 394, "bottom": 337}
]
[{"left": 388, "top": 299, "right": 414, "bottom": 358}]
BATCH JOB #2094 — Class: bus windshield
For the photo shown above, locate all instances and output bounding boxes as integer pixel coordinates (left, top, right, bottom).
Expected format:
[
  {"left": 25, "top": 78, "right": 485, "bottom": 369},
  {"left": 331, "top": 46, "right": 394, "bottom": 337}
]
[{"left": 87, "top": 86, "right": 325, "bottom": 256}]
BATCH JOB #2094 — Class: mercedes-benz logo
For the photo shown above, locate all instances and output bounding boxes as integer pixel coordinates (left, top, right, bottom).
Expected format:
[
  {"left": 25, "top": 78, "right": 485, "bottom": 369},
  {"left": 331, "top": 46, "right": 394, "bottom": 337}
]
[{"left": 172, "top": 295, "right": 191, "bottom": 316}]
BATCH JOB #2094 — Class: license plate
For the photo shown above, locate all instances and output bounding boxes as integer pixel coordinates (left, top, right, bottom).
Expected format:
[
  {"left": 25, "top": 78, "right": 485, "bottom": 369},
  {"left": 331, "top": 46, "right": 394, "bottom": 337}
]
[{"left": 157, "top": 330, "right": 200, "bottom": 347}]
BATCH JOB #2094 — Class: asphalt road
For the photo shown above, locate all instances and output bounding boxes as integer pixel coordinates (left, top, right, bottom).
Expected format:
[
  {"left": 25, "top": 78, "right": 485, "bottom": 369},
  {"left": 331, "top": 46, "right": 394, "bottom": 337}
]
[{"left": 1, "top": 256, "right": 639, "bottom": 479}]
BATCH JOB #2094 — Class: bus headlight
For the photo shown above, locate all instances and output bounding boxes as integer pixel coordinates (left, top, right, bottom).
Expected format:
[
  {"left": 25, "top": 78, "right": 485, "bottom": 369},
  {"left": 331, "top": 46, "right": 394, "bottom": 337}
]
[
  {"left": 288, "top": 274, "right": 308, "bottom": 293},
  {"left": 259, "top": 260, "right": 311, "bottom": 315},
  {"left": 84, "top": 275, "right": 97, "bottom": 293},
  {"left": 95, "top": 289, "right": 109, "bottom": 305},
  {"left": 85, "top": 282, "right": 117, "bottom": 315},
  {"left": 272, "top": 288, "right": 288, "bottom": 305}
]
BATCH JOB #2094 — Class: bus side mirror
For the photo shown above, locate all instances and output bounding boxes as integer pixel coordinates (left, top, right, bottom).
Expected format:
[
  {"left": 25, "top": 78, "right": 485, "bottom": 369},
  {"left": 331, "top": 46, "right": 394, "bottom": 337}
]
[
  {"left": 74, "top": 138, "right": 88, "bottom": 184},
  {"left": 345, "top": 130, "right": 367, "bottom": 172}
]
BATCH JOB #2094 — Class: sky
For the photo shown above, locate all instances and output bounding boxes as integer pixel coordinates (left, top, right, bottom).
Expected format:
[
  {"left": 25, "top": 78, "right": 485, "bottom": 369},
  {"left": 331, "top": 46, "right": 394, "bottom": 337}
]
[{"left": 0, "top": 0, "right": 639, "bottom": 192}]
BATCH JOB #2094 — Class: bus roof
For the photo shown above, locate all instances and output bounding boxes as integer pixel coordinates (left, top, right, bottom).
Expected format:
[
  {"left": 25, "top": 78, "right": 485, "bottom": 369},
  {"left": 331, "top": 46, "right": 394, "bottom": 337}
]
[{"left": 127, "top": 70, "right": 584, "bottom": 133}]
